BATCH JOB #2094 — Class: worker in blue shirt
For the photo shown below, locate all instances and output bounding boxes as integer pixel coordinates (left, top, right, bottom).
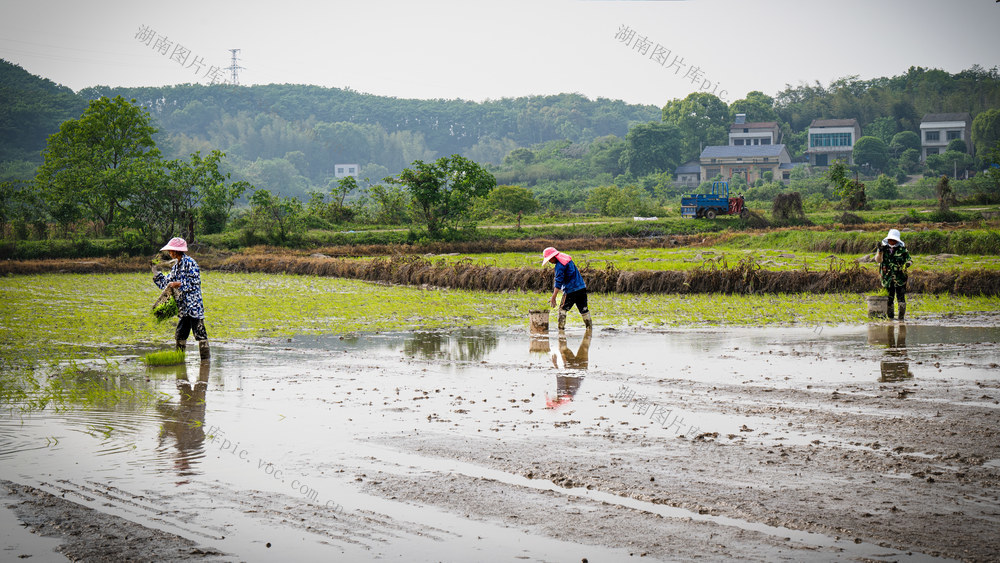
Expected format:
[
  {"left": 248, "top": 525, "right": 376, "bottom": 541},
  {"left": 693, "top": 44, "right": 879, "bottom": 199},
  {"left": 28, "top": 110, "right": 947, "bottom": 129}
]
[
  {"left": 542, "top": 246, "right": 592, "bottom": 331},
  {"left": 153, "top": 237, "right": 210, "bottom": 359}
]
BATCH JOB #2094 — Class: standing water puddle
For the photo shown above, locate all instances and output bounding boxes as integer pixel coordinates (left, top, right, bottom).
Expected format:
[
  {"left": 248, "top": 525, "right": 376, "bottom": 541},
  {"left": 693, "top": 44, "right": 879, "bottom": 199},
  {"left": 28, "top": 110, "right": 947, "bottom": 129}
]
[{"left": 2, "top": 322, "right": 997, "bottom": 561}]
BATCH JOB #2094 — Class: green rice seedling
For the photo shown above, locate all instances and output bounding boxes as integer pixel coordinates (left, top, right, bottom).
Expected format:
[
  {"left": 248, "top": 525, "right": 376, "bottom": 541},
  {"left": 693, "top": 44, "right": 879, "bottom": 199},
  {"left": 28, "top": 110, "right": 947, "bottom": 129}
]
[
  {"left": 2, "top": 273, "right": 999, "bottom": 369},
  {"left": 143, "top": 349, "right": 186, "bottom": 366},
  {"left": 152, "top": 295, "right": 179, "bottom": 322}
]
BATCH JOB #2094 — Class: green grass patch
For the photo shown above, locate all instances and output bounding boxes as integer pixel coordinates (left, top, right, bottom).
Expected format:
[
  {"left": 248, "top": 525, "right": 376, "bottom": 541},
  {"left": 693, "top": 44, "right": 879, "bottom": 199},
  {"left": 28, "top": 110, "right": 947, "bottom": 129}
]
[{"left": 364, "top": 246, "right": 999, "bottom": 273}]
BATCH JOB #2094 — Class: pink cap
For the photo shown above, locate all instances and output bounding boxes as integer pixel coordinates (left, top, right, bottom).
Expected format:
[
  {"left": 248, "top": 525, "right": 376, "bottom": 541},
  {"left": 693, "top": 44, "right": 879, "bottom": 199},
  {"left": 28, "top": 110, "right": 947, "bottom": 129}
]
[
  {"left": 160, "top": 237, "right": 188, "bottom": 252},
  {"left": 541, "top": 247, "right": 559, "bottom": 265}
]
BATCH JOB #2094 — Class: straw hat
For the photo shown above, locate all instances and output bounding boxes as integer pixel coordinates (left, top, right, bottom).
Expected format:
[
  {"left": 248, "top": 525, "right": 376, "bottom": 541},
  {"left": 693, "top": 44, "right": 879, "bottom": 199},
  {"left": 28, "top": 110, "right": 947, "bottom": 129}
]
[
  {"left": 160, "top": 237, "right": 188, "bottom": 252},
  {"left": 542, "top": 247, "right": 559, "bottom": 264}
]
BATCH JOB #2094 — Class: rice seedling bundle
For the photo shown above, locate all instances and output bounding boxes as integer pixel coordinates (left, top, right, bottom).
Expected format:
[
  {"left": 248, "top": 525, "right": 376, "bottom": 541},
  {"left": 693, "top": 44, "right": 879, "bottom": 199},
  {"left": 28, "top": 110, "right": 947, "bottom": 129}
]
[
  {"left": 152, "top": 286, "right": 179, "bottom": 322},
  {"left": 143, "top": 349, "right": 185, "bottom": 366}
]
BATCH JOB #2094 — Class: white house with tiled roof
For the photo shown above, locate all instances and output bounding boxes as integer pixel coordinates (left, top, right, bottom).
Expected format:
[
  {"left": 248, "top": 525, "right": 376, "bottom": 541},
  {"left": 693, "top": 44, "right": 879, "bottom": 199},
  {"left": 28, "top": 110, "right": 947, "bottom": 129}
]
[{"left": 920, "top": 113, "right": 972, "bottom": 161}]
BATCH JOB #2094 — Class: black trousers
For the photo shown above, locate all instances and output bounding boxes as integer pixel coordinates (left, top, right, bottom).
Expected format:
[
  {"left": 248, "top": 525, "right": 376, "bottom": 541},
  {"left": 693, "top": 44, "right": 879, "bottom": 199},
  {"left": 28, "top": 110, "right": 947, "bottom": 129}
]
[
  {"left": 561, "top": 289, "right": 589, "bottom": 314},
  {"left": 176, "top": 316, "right": 208, "bottom": 341},
  {"left": 886, "top": 283, "right": 906, "bottom": 316}
]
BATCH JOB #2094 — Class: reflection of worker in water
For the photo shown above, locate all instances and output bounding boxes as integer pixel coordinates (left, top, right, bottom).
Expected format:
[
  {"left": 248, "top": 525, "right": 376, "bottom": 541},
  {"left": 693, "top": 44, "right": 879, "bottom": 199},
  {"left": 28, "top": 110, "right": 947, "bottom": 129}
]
[
  {"left": 875, "top": 229, "right": 913, "bottom": 321},
  {"left": 542, "top": 246, "right": 592, "bottom": 331},
  {"left": 871, "top": 323, "right": 912, "bottom": 382},
  {"left": 545, "top": 331, "right": 591, "bottom": 408},
  {"left": 559, "top": 329, "right": 592, "bottom": 370},
  {"left": 156, "top": 361, "right": 210, "bottom": 478}
]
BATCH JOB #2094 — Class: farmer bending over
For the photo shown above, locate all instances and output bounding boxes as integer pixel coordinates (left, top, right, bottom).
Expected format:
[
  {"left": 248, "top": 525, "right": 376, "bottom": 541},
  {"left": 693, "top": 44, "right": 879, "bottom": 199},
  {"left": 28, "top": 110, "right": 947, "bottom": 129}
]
[
  {"left": 875, "top": 228, "right": 912, "bottom": 321},
  {"left": 153, "top": 237, "right": 210, "bottom": 359},
  {"left": 542, "top": 246, "right": 592, "bottom": 331}
]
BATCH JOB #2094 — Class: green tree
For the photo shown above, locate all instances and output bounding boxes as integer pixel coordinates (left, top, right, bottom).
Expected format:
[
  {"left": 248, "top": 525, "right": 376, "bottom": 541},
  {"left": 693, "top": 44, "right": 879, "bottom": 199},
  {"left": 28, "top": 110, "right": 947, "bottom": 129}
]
[
  {"left": 827, "top": 159, "right": 866, "bottom": 210},
  {"left": 853, "top": 136, "right": 889, "bottom": 172},
  {"left": 661, "top": 93, "right": 729, "bottom": 162},
  {"left": 35, "top": 95, "right": 161, "bottom": 233},
  {"left": 503, "top": 147, "right": 535, "bottom": 166},
  {"left": 973, "top": 141, "right": 1000, "bottom": 196},
  {"left": 391, "top": 155, "right": 496, "bottom": 236},
  {"left": 246, "top": 188, "right": 305, "bottom": 244},
  {"left": 587, "top": 135, "right": 625, "bottom": 176},
  {"left": 486, "top": 185, "right": 538, "bottom": 215},
  {"left": 605, "top": 185, "right": 650, "bottom": 217},
  {"left": 946, "top": 138, "right": 967, "bottom": 153},
  {"left": 889, "top": 131, "right": 920, "bottom": 156},
  {"left": 899, "top": 148, "right": 921, "bottom": 174},
  {"left": 864, "top": 116, "right": 898, "bottom": 144},
  {"left": 165, "top": 150, "right": 237, "bottom": 242},
  {"left": 972, "top": 108, "right": 1000, "bottom": 157},
  {"left": 330, "top": 175, "right": 358, "bottom": 207},
  {"left": 585, "top": 185, "right": 617, "bottom": 215},
  {"left": 0, "top": 179, "right": 44, "bottom": 237},
  {"left": 728, "top": 91, "right": 778, "bottom": 123},
  {"left": 869, "top": 174, "right": 899, "bottom": 199},
  {"left": 364, "top": 183, "right": 410, "bottom": 225},
  {"left": 926, "top": 150, "right": 974, "bottom": 177},
  {"left": 200, "top": 178, "right": 250, "bottom": 235},
  {"left": 619, "top": 122, "right": 682, "bottom": 177}
]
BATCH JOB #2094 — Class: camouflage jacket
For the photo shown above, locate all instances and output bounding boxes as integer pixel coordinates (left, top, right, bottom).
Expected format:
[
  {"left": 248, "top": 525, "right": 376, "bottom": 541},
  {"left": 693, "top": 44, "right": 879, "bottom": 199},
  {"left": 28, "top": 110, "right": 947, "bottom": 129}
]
[{"left": 877, "top": 243, "right": 911, "bottom": 288}]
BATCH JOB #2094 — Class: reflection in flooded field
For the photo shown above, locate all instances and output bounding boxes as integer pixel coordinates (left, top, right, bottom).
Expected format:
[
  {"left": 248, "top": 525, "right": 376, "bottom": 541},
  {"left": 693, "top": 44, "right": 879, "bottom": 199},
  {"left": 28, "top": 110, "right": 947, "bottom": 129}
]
[
  {"left": 155, "top": 361, "right": 210, "bottom": 480},
  {"left": 2, "top": 319, "right": 1000, "bottom": 561},
  {"left": 868, "top": 323, "right": 914, "bottom": 382}
]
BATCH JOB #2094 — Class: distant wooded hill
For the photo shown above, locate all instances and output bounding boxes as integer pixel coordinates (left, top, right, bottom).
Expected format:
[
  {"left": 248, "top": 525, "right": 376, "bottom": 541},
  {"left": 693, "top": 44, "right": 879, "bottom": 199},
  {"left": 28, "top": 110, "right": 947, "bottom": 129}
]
[{"left": 2, "top": 59, "right": 999, "bottom": 199}]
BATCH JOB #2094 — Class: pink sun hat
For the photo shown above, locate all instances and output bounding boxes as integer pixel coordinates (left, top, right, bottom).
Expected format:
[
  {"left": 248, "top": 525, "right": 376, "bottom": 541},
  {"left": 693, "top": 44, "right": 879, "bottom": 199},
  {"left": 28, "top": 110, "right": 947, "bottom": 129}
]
[
  {"left": 160, "top": 237, "right": 188, "bottom": 252},
  {"left": 541, "top": 247, "right": 572, "bottom": 265}
]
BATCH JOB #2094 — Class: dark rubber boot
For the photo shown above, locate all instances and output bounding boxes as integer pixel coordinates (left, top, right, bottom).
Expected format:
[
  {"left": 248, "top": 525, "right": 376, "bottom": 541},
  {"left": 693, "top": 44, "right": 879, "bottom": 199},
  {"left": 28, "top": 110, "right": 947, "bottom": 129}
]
[
  {"left": 898, "top": 303, "right": 906, "bottom": 321},
  {"left": 581, "top": 311, "right": 593, "bottom": 329},
  {"left": 557, "top": 310, "right": 567, "bottom": 331},
  {"left": 198, "top": 340, "right": 211, "bottom": 360},
  {"left": 176, "top": 339, "right": 187, "bottom": 351}
]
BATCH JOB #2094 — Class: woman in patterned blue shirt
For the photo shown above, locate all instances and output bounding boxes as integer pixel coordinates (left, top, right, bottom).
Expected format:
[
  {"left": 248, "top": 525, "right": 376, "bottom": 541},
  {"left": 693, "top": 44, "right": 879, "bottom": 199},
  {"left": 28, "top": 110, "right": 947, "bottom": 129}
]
[
  {"left": 153, "top": 237, "right": 210, "bottom": 359},
  {"left": 542, "top": 246, "right": 592, "bottom": 331}
]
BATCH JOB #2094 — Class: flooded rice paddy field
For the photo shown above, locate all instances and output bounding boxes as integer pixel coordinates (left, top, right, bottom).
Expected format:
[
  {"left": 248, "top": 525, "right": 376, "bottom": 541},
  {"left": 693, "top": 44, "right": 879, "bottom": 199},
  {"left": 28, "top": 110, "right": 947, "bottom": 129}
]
[{"left": 3, "top": 314, "right": 1000, "bottom": 561}]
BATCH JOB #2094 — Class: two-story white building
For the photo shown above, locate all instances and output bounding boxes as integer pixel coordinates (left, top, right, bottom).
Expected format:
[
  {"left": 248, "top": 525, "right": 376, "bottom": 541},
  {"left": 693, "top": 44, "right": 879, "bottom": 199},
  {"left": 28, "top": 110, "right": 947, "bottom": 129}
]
[
  {"left": 805, "top": 118, "right": 861, "bottom": 167},
  {"left": 919, "top": 113, "right": 972, "bottom": 161},
  {"left": 729, "top": 113, "right": 781, "bottom": 147}
]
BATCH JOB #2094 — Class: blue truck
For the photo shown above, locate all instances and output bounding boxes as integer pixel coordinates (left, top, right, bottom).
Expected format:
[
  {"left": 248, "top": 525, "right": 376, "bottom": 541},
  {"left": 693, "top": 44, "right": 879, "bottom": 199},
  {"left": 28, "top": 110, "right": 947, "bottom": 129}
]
[{"left": 680, "top": 181, "right": 748, "bottom": 219}]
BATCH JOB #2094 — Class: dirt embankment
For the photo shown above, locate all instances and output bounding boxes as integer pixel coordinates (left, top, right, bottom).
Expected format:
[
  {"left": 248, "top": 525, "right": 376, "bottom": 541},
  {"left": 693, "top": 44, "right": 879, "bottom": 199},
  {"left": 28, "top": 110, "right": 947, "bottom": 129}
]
[
  {"left": 215, "top": 254, "right": 1000, "bottom": 296},
  {"left": 3, "top": 250, "right": 998, "bottom": 295}
]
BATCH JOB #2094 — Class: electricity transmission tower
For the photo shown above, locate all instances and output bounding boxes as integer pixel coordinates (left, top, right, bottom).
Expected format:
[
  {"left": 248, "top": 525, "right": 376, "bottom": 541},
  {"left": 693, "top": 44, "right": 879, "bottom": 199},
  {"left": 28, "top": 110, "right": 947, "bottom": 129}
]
[{"left": 226, "top": 49, "right": 244, "bottom": 85}]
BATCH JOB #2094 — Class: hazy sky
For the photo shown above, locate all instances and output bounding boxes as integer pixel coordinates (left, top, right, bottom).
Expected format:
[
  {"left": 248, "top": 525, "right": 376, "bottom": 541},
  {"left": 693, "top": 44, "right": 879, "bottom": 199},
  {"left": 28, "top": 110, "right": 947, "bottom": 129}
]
[{"left": 1, "top": 0, "right": 997, "bottom": 107}]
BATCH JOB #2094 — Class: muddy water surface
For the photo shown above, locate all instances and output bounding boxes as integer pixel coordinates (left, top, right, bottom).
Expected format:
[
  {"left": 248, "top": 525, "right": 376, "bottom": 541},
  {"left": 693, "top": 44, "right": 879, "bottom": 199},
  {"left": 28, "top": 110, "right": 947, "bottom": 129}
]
[{"left": 2, "top": 320, "right": 999, "bottom": 561}]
